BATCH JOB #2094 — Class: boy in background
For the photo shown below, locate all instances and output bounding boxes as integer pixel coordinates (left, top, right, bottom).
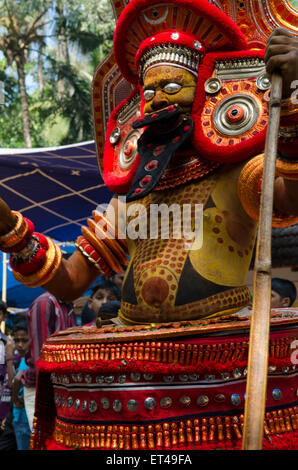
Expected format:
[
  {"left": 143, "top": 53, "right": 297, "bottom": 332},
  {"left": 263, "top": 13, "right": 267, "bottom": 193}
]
[
  {"left": 81, "top": 278, "right": 121, "bottom": 325},
  {"left": 271, "top": 278, "right": 297, "bottom": 309},
  {"left": 5, "top": 318, "right": 31, "bottom": 450}
]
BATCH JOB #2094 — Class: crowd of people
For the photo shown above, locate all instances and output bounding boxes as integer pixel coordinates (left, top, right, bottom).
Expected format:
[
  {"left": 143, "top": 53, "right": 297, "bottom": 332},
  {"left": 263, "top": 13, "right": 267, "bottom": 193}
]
[{"left": 0, "top": 272, "right": 124, "bottom": 450}]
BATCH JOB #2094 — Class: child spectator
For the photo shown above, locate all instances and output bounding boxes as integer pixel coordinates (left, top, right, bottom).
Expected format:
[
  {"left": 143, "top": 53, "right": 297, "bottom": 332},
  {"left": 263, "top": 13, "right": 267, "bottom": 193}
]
[
  {"left": 271, "top": 278, "right": 297, "bottom": 308},
  {"left": 5, "top": 318, "right": 31, "bottom": 450},
  {"left": 0, "top": 301, "right": 9, "bottom": 426},
  {"left": 81, "top": 278, "right": 121, "bottom": 325}
]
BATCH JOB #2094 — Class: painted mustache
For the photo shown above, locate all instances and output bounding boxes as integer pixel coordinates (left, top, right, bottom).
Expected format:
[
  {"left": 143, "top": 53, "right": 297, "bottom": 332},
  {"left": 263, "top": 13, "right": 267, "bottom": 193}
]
[
  {"left": 132, "top": 104, "right": 183, "bottom": 130},
  {"left": 126, "top": 108, "right": 193, "bottom": 202}
]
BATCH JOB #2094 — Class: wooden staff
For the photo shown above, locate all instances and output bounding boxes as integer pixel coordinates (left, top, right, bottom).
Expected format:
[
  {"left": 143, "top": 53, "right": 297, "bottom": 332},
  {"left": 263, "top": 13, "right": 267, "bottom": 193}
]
[
  {"left": 242, "top": 72, "right": 283, "bottom": 450},
  {"left": 2, "top": 252, "right": 7, "bottom": 303}
]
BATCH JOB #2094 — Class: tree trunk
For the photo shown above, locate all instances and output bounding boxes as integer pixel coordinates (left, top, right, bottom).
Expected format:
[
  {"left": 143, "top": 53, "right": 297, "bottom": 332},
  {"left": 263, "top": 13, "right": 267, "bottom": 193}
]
[
  {"left": 38, "top": 42, "right": 44, "bottom": 95},
  {"left": 57, "top": 36, "right": 65, "bottom": 98},
  {"left": 15, "top": 55, "right": 32, "bottom": 148},
  {"left": 37, "top": 21, "right": 46, "bottom": 96},
  {"left": 56, "top": 3, "right": 70, "bottom": 99}
]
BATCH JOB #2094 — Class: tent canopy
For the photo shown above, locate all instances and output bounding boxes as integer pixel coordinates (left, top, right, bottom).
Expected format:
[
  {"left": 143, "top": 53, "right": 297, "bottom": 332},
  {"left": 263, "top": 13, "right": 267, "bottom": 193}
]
[
  {"left": 0, "top": 141, "right": 113, "bottom": 307},
  {"left": 0, "top": 141, "right": 112, "bottom": 241}
]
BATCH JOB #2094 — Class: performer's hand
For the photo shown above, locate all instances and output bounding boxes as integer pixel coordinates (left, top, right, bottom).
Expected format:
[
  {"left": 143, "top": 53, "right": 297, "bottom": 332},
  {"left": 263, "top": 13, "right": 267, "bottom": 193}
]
[
  {"left": 0, "top": 197, "right": 17, "bottom": 236},
  {"left": 265, "top": 27, "right": 298, "bottom": 99}
]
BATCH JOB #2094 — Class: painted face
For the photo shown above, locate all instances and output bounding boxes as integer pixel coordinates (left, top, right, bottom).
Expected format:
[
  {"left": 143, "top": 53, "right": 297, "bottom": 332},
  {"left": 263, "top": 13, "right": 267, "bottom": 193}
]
[{"left": 142, "top": 65, "right": 197, "bottom": 115}]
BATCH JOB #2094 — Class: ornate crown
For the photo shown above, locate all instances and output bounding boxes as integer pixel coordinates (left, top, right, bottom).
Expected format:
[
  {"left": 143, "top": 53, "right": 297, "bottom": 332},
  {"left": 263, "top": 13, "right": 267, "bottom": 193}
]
[{"left": 139, "top": 43, "right": 203, "bottom": 79}]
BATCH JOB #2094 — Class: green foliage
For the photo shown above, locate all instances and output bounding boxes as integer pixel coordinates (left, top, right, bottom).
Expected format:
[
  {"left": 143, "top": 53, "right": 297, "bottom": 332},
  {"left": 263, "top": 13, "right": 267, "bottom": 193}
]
[
  {"left": 54, "top": 62, "right": 94, "bottom": 144},
  {"left": 0, "top": 0, "right": 115, "bottom": 148},
  {"left": 1, "top": 0, "right": 297, "bottom": 149}
]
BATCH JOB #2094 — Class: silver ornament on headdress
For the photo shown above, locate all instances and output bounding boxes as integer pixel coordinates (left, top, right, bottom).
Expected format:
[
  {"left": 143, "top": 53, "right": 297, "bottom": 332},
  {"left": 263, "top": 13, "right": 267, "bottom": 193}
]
[{"left": 139, "top": 42, "right": 203, "bottom": 80}]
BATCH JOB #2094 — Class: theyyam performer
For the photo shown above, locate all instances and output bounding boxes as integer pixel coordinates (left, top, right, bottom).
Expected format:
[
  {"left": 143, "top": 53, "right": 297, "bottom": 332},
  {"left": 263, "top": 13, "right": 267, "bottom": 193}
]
[{"left": 0, "top": 0, "right": 298, "bottom": 450}]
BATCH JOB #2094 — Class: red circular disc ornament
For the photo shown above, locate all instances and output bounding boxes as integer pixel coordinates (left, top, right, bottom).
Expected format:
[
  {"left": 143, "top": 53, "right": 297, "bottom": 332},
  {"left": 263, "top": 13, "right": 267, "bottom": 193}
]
[{"left": 226, "top": 105, "right": 245, "bottom": 123}]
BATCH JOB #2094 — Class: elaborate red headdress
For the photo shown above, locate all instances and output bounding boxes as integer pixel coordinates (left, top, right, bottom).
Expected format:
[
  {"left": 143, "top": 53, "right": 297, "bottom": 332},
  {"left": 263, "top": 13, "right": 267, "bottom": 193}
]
[{"left": 113, "top": 0, "right": 248, "bottom": 84}]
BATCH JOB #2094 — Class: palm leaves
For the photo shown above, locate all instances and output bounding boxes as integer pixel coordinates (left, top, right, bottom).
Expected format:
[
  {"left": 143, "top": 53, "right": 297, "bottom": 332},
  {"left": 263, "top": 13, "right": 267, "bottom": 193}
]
[{"left": 0, "top": 0, "right": 115, "bottom": 148}]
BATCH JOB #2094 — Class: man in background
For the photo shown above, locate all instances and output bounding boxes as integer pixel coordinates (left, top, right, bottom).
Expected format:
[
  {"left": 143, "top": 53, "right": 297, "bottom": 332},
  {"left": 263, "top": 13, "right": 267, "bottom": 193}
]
[{"left": 23, "top": 291, "right": 75, "bottom": 432}]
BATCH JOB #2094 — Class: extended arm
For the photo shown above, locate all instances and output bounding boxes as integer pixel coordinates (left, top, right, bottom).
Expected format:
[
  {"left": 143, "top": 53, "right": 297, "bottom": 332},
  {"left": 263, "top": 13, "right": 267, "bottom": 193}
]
[
  {"left": 12, "top": 370, "right": 24, "bottom": 409},
  {"left": 0, "top": 196, "right": 127, "bottom": 302},
  {"left": 5, "top": 337, "right": 15, "bottom": 389},
  {"left": 43, "top": 249, "right": 100, "bottom": 302}
]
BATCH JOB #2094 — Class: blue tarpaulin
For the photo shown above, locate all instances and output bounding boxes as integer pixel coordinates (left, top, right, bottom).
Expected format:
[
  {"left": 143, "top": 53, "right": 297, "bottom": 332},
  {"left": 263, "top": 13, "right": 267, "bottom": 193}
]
[
  {"left": 0, "top": 141, "right": 113, "bottom": 307},
  {"left": 0, "top": 140, "right": 112, "bottom": 241}
]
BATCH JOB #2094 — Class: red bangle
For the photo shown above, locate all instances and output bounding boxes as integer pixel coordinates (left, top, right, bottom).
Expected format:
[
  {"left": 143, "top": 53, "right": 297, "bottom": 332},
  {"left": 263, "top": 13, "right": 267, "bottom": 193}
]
[
  {"left": 25, "top": 219, "right": 35, "bottom": 238},
  {"left": 4, "top": 235, "right": 30, "bottom": 254},
  {"left": 1, "top": 218, "right": 35, "bottom": 253},
  {"left": 10, "top": 248, "right": 47, "bottom": 275},
  {"left": 76, "top": 236, "right": 112, "bottom": 276},
  {"left": 33, "top": 232, "right": 49, "bottom": 250},
  {"left": 9, "top": 232, "right": 49, "bottom": 275}
]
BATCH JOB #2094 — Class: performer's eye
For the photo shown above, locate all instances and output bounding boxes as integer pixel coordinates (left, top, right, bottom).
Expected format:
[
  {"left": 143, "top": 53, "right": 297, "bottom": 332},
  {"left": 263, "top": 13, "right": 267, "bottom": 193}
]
[
  {"left": 163, "top": 82, "right": 182, "bottom": 94},
  {"left": 143, "top": 89, "right": 155, "bottom": 101}
]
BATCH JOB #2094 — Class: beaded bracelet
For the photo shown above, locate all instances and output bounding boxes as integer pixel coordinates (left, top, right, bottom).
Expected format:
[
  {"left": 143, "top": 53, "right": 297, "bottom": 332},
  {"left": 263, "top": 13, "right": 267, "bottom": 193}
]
[
  {"left": 81, "top": 225, "right": 123, "bottom": 274},
  {"left": 76, "top": 208, "right": 128, "bottom": 275},
  {"left": 87, "top": 217, "right": 128, "bottom": 267},
  {"left": 75, "top": 236, "right": 112, "bottom": 276}
]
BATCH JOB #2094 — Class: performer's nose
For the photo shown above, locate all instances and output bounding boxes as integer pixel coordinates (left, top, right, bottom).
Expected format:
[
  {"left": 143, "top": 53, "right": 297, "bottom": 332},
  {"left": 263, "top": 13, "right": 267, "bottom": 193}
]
[{"left": 151, "top": 90, "right": 169, "bottom": 111}]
